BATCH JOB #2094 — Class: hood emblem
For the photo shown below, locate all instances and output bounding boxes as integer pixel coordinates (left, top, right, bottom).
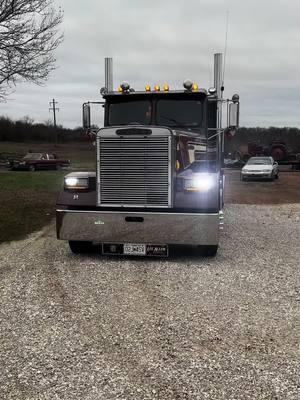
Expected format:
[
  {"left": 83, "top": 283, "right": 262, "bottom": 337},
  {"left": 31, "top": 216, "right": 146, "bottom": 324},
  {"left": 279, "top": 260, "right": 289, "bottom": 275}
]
[{"left": 94, "top": 220, "right": 105, "bottom": 225}]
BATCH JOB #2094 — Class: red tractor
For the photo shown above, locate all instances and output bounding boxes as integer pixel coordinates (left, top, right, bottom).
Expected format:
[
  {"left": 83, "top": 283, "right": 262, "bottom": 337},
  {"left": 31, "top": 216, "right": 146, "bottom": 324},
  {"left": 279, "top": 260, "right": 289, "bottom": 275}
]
[{"left": 245, "top": 141, "right": 288, "bottom": 162}]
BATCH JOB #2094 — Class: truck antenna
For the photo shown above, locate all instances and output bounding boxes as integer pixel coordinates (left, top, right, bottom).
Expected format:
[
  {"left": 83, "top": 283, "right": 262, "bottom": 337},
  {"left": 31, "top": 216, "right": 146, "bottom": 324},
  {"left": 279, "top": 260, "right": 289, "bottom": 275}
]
[
  {"left": 222, "top": 10, "right": 229, "bottom": 88},
  {"left": 208, "top": 58, "right": 212, "bottom": 87}
]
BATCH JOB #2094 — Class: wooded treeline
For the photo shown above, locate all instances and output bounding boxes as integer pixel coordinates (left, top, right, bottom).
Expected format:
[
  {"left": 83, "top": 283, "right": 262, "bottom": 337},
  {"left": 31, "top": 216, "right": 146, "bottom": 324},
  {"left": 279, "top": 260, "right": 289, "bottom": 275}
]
[
  {"left": 1, "top": 116, "right": 300, "bottom": 151},
  {"left": 230, "top": 127, "right": 300, "bottom": 151},
  {"left": 0, "top": 116, "right": 84, "bottom": 142}
]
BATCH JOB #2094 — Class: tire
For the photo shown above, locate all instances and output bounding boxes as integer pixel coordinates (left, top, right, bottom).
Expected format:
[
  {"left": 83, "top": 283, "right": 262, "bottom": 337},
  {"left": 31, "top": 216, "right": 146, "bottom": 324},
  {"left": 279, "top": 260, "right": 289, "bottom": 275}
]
[
  {"left": 69, "top": 241, "right": 93, "bottom": 254},
  {"left": 198, "top": 245, "right": 218, "bottom": 257},
  {"left": 275, "top": 173, "right": 279, "bottom": 179},
  {"left": 29, "top": 164, "right": 35, "bottom": 172}
]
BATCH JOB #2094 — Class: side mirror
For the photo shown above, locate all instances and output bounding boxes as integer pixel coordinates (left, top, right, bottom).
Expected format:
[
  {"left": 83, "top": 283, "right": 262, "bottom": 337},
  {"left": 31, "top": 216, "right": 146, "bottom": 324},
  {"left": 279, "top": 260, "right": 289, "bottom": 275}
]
[
  {"left": 82, "top": 103, "right": 91, "bottom": 129},
  {"left": 229, "top": 102, "right": 240, "bottom": 128}
]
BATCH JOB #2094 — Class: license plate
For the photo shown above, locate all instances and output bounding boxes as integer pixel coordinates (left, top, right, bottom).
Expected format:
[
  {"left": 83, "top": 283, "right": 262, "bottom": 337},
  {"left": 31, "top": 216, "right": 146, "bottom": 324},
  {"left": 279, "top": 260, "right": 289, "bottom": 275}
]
[
  {"left": 124, "top": 244, "right": 168, "bottom": 256},
  {"left": 124, "top": 243, "right": 146, "bottom": 255},
  {"left": 103, "top": 243, "right": 168, "bottom": 257}
]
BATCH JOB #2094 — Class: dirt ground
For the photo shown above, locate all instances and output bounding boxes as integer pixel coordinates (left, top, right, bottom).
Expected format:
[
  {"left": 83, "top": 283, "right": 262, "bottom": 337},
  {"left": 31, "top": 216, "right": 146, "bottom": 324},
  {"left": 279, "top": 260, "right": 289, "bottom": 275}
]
[
  {"left": 224, "top": 169, "right": 300, "bottom": 204},
  {"left": 1, "top": 204, "right": 299, "bottom": 400}
]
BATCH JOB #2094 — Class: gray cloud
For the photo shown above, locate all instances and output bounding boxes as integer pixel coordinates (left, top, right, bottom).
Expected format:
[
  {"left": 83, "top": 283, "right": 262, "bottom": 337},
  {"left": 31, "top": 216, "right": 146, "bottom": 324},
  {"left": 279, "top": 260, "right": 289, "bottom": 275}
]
[{"left": 1, "top": 0, "right": 300, "bottom": 127}]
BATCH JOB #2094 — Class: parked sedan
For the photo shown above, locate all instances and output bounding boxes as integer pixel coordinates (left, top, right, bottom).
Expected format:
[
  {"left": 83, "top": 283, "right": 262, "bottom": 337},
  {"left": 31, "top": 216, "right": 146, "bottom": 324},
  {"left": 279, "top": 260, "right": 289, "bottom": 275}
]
[
  {"left": 241, "top": 157, "right": 279, "bottom": 181},
  {"left": 9, "top": 153, "right": 70, "bottom": 171}
]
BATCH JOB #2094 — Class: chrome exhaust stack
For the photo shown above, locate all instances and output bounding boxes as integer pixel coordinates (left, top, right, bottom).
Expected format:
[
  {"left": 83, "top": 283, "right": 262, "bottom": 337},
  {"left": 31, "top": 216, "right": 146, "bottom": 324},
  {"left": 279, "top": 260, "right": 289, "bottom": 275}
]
[{"left": 105, "top": 57, "right": 113, "bottom": 93}]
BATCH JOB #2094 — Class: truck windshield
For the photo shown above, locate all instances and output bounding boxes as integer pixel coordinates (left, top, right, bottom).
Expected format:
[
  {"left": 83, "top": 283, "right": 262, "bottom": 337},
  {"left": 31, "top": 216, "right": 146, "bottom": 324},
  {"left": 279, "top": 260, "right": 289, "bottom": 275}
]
[
  {"left": 156, "top": 99, "right": 203, "bottom": 127},
  {"left": 109, "top": 101, "right": 151, "bottom": 125}
]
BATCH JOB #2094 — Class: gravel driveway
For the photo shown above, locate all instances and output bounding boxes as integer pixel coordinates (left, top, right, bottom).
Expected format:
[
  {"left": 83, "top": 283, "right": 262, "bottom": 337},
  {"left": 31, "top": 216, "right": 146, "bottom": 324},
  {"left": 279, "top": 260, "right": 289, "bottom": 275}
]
[{"left": 0, "top": 204, "right": 299, "bottom": 400}]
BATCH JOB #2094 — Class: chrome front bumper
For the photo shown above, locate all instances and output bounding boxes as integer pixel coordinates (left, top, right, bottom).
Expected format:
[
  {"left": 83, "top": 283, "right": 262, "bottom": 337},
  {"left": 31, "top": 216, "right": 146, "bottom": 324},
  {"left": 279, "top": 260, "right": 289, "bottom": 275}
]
[{"left": 56, "top": 210, "right": 223, "bottom": 246}]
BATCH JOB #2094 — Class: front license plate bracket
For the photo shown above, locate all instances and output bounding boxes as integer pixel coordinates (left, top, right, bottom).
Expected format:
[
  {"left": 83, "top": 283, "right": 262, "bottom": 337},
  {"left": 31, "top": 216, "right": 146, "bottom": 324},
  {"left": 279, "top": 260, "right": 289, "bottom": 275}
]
[{"left": 102, "top": 243, "right": 168, "bottom": 257}]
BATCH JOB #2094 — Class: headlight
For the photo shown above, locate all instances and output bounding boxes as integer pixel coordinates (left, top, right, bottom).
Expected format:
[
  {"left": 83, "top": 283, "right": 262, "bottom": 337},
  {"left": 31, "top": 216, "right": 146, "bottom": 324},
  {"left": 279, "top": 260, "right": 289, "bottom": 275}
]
[
  {"left": 185, "top": 174, "right": 215, "bottom": 192},
  {"left": 19, "top": 161, "right": 26, "bottom": 166},
  {"left": 64, "top": 177, "right": 89, "bottom": 190}
]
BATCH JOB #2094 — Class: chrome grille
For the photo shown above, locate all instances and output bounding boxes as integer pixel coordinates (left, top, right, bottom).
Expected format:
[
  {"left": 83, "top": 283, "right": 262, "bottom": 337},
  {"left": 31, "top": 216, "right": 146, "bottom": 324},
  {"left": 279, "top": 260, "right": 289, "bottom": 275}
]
[{"left": 98, "top": 135, "right": 171, "bottom": 207}]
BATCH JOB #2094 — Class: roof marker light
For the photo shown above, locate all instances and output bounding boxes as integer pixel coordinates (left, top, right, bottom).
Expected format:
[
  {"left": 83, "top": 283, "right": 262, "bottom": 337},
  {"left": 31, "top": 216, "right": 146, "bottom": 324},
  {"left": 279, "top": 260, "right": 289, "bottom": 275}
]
[
  {"left": 183, "top": 79, "right": 193, "bottom": 90},
  {"left": 192, "top": 83, "right": 198, "bottom": 91},
  {"left": 120, "top": 81, "right": 130, "bottom": 92},
  {"left": 117, "top": 86, "right": 122, "bottom": 92},
  {"left": 145, "top": 85, "right": 151, "bottom": 92},
  {"left": 154, "top": 85, "right": 160, "bottom": 91},
  {"left": 163, "top": 84, "right": 169, "bottom": 92}
]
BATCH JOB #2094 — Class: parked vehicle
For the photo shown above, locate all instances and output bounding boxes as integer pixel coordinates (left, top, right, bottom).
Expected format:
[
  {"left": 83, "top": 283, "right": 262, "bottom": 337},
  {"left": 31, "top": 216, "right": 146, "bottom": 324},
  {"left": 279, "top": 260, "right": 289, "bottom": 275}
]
[
  {"left": 241, "top": 157, "right": 279, "bottom": 181},
  {"left": 231, "top": 141, "right": 300, "bottom": 169},
  {"left": 9, "top": 153, "right": 70, "bottom": 171},
  {"left": 56, "top": 54, "right": 240, "bottom": 257}
]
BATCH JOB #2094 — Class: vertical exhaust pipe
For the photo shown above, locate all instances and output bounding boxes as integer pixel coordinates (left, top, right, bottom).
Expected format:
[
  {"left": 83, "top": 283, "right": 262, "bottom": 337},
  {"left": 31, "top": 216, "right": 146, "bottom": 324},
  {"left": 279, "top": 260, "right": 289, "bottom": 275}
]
[
  {"left": 214, "top": 53, "right": 223, "bottom": 167},
  {"left": 105, "top": 57, "right": 113, "bottom": 93},
  {"left": 214, "top": 53, "right": 223, "bottom": 100}
]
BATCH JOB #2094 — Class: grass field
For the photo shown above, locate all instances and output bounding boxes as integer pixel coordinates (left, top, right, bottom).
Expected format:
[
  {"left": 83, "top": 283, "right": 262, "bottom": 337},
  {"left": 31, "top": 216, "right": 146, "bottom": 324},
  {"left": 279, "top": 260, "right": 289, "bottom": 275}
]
[
  {"left": 0, "top": 141, "right": 96, "bottom": 169},
  {"left": 0, "top": 141, "right": 96, "bottom": 244}
]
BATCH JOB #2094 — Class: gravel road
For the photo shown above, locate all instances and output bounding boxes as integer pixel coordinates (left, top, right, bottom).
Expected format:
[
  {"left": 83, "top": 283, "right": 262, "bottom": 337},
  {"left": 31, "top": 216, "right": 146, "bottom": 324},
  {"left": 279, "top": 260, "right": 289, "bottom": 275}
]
[{"left": 0, "top": 204, "right": 299, "bottom": 400}]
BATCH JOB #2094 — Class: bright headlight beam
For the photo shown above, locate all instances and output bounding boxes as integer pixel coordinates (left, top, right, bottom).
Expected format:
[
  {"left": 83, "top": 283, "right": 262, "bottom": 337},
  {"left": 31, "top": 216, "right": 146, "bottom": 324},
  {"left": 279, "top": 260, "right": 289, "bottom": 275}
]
[
  {"left": 64, "top": 177, "right": 89, "bottom": 189},
  {"left": 65, "top": 177, "right": 78, "bottom": 187},
  {"left": 186, "top": 174, "right": 214, "bottom": 192}
]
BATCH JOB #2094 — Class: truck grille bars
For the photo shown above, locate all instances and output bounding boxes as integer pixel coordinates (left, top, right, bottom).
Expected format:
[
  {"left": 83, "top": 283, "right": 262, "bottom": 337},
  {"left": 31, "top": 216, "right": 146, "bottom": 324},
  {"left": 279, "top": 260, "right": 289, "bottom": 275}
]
[{"left": 97, "top": 131, "right": 172, "bottom": 207}]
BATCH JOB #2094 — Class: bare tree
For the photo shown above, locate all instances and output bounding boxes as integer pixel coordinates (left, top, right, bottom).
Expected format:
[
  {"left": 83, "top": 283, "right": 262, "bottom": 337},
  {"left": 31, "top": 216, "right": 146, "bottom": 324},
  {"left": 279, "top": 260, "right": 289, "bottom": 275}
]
[{"left": 0, "top": 0, "right": 63, "bottom": 100}]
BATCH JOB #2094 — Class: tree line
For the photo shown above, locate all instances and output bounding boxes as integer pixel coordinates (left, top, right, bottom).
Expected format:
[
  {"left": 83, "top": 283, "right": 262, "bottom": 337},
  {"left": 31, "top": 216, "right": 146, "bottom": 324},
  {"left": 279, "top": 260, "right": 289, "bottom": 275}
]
[
  {"left": 227, "top": 127, "right": 300, "bottom": 154},
  {"left": 1, "top": 117, "right": 300, "bottom": 152},
  {"left": 0, "top": 116, "right": 85, "bottom": 142}
]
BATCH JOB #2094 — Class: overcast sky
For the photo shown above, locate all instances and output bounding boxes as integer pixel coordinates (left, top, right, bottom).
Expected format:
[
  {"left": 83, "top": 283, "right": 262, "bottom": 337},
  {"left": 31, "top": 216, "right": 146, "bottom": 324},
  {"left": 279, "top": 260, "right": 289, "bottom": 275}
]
[{"left": 1, "top": 0, "right": 300, "bottom": 128}]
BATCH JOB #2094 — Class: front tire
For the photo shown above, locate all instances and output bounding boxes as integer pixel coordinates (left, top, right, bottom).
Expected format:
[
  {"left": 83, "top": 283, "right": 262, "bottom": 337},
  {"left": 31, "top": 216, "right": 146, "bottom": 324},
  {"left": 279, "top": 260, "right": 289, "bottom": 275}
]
[
  {"left": 198, "top": 245, "right": 218, "bottom": 257},
  {"left": 69, "top": 241, "right": 93, "bottom": 254}
]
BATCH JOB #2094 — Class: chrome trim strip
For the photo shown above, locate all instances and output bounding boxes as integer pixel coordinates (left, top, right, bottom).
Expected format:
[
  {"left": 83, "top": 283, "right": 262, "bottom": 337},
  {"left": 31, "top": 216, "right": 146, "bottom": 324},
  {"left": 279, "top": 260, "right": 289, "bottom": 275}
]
[
  {"left": 96, "top": 135, "right": 101, "bottom": 205},
  {"left": 168, "top": 135, "right": 172, "bottom": 207},
  {"left": 56, "top": 209, "right": 219, "bottom": 217}
]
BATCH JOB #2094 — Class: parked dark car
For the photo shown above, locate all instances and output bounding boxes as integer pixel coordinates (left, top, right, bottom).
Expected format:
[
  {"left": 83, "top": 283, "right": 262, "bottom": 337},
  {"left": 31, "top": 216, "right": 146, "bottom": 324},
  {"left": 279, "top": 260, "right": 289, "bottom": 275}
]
[{"left": 9, "top": 153, "right": 71, "bottom": 171}]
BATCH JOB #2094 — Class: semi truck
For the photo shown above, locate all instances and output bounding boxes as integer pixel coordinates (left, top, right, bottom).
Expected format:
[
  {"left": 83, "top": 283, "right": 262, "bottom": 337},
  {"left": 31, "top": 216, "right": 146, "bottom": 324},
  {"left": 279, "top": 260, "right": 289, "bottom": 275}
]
[{"left": 56, "top": 54, "right": 240, "bottom": 257}]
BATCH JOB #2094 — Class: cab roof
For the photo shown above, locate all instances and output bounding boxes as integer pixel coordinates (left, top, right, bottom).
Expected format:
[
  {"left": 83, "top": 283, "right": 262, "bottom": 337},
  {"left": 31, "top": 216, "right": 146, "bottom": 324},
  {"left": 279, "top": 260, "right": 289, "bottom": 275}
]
[{"left": 103, "top": 90, "right": 211, "bottom": 102}]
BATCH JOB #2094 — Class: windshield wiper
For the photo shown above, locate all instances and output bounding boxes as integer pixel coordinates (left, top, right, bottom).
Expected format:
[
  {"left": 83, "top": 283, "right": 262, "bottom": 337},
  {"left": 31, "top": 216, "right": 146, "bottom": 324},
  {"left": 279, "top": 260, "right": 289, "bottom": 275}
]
[{"left": 160, "top": 115, "right": 184, "bottom": 125}]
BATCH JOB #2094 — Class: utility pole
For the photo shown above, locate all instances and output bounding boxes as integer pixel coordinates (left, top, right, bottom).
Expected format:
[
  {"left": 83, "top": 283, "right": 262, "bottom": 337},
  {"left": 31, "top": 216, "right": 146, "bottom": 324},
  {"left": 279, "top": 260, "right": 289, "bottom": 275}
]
[{"left": 49, "top": 99, "right": 59, "bottom": 143}]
